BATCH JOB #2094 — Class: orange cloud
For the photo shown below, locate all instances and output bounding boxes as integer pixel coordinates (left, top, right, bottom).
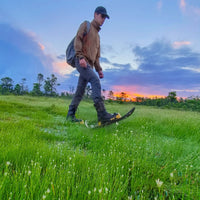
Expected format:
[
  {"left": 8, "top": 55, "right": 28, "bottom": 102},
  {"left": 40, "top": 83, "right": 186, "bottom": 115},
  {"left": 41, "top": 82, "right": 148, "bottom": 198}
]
[
  {"left": 38, "top": 42, "right": 45, "bottom": 50},
  {"left": 173, "top": 41, "right": 191, "bottom": 48},
  {"left": 111, "top": 85, "right": 166, "bottom": 100},
  {"left": 53, "top": 61, "right": 75, "bottom": 76}
]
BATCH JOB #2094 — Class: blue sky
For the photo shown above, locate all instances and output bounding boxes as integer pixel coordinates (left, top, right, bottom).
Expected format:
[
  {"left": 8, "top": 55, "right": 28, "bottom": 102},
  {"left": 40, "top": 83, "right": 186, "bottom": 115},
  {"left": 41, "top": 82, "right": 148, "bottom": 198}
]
[{"left": 0, "top": 0, "right": 200, "bottom": 98}]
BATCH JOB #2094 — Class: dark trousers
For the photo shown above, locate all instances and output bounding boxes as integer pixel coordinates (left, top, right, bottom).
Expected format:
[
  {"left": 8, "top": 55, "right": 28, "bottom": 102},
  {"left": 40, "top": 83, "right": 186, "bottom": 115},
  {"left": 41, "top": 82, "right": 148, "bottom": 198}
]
[{"left": 70, "top": 58, "right": 102, "bottom": 108}]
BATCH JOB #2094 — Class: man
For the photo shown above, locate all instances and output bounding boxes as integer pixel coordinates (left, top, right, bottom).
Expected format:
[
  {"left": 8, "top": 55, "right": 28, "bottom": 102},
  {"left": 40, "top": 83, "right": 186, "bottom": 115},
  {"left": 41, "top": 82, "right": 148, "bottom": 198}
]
[{"left": 67, "top": 6, "right": 119, "bottom": 125}]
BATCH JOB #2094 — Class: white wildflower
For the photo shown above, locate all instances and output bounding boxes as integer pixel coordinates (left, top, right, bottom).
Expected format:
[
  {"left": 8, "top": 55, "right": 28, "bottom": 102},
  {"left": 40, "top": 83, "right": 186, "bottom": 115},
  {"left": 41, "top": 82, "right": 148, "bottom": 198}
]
[
  {"left": 128, "top": 195, "right": 132, "bottom": 200},
  {"left": 94, "top": 187, "right": 96, "bottom": 192},
  {"left": 99, "top": 188, "right": 102, "bottom": 193},
  {"left": 42, "top": 195, "right": 46, "bottom": 199},
  {"left": 28, "top": 171, "right": 31, "bottom": 176},
  {"left": 105, "top": 187, "right": 108, "bottom": 193},
  {"left": 88, "top": 190, "right": 91, "bottom": 195},
  {"left": 170, "top": 172, "right": 174, "bottom": 178},
  {"left": 46, "top": 188, "right": 50, "bottom": 193},
  {"left": 156, "top": 179, "right": 163, "bottom": 188},
  {"left": 6, "top": 161, "right": 11, "bottom": 166}
]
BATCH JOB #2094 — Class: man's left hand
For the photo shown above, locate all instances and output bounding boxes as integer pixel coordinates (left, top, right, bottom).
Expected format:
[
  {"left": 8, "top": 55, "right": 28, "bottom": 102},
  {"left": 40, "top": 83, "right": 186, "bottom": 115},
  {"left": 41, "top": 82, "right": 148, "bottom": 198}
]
[{"left": 98, "top": 71, "right": 104, "bottom": 79}]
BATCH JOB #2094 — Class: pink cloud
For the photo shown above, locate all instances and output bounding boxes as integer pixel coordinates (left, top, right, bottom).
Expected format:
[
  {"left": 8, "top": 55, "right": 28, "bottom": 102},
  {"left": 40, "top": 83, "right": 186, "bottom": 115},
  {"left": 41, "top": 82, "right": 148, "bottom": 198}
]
[
  {"left": 53, "top": 61, "right": 75, "bottom": 76},
  {"left": 180, "top": 0, "right": 186, "bottom": 11},
  {"left": 173, "top": 41, "right": 191, "bottom": 48},
  {"left": 179, "top": 0, "right": 200, "bottom": 18}
]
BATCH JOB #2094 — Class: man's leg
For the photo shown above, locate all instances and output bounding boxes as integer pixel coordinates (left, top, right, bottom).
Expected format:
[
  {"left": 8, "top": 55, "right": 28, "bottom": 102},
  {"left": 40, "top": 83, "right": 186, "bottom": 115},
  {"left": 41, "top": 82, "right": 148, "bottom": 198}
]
[
  {"left": 67, "top": 59, "right": 88, "bottom": 122},
  {"left": 67, "top": 76, "right": 87, "bottom": 122},
  {"left": 74, "top": 62, "right": 119, "bottom": 124}
]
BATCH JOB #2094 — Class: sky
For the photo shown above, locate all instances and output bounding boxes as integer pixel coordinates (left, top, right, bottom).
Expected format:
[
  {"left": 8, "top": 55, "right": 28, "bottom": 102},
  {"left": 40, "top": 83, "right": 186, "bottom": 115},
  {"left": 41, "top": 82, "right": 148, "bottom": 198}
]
[{"left": 0, "top": 0, "right": 200, "bottom": 98}]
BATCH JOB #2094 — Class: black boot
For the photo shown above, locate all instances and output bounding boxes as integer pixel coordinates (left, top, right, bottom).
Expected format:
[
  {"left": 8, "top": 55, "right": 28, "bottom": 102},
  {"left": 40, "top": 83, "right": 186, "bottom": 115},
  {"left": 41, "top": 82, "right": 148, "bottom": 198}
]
[
  {"left": 94, "top": 101, "right": 120, "bottom": 125},
  {"left": 66, "top": 105, "right": 83, "bottom": 123}
]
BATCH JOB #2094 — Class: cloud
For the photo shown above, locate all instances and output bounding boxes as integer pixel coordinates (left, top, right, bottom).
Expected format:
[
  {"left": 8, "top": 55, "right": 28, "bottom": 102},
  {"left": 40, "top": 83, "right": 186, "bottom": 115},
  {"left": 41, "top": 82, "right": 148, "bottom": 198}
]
[
  {"left": 173, "top": 41, "right": 191, "bottom": 49},
  {"left": 53, "top": 61, "right": 75, "bottom": 76},
  {"left": 99, "top": 39, "right": 200, "bottom": 97},
  {"left": 179, "top": 0, "right": 200, "bottom": 19},
  {"left": 61, "top": 39, "right": 200, "bottom": 97},
  {"left": 180, "top": 0, "right": 186, "bottom": 11},
  {"left": 0, "top": 23, "right": 55, "bottom": 89}
]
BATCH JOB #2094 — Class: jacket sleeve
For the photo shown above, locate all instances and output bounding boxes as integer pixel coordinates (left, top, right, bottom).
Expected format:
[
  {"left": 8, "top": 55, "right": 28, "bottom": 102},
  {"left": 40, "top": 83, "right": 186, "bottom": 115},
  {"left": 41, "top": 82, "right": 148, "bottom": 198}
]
[
  {"left": 94, "top": 46, "right": 102, "bottom": 72},
  {"left": 74, "top": 21, "right": 87, "bottom": 59}
]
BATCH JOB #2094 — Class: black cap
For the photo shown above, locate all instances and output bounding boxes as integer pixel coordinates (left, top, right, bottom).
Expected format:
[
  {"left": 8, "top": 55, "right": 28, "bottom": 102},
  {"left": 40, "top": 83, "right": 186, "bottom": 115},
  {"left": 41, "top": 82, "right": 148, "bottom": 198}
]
[{"left": 95, "top": 6, "right": 110, "bottom": 19}]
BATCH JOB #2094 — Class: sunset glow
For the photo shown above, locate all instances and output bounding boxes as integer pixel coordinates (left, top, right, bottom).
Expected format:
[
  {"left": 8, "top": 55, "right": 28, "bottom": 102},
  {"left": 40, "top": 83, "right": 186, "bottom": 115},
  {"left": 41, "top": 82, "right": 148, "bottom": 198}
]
[
  {"left": 110, "top": 85, "right": 166, "bottom": 100},
  {"left": 113, "top": 91, "right": 166, "bottom": 101}
]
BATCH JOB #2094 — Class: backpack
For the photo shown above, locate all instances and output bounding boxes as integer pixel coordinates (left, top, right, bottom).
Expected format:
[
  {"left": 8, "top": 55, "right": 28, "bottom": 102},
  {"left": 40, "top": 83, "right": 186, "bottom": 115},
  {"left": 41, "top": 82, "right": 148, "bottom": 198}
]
[{"left": 66, "top": 21, "right": 90, "bottom": 68}]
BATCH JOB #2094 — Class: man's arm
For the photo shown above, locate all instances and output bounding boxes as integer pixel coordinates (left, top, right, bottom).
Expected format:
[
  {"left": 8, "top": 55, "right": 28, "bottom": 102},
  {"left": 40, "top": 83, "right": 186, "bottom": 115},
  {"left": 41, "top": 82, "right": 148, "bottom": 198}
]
[{"left": 74, "top": 21, "right": 87, "bottom": 59}]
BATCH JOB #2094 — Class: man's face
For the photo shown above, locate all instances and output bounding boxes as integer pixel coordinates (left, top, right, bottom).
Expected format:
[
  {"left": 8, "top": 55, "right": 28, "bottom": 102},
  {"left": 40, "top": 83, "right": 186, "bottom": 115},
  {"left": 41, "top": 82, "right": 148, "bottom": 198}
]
[{"left": 94, "top": 13, "right": 106, "bottom": 26}]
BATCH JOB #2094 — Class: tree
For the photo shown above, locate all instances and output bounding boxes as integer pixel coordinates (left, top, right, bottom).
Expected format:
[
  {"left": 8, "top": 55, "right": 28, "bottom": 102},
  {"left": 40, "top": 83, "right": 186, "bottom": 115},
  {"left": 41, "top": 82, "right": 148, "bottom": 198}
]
[
  {"left": 20, "top": 78, "right": 28, "bottom": 94},
  {"left": 69, "top": 85, "right": 75, "bottom": 94},
  {"left": 32, "top": 83, "right": 43, "bottom": 96},
  {"left": 14, "top": 84, "right": 22, "bottom": 95},
  {"left": 102, "top": 89, "right": 106, "bottom": 100},
  {"left": 167, "top": 91, "right": 177, "bottom": 102},
  {"left": 31, "top": 73, "right": 44, "bottom": 96},
  {"left": 108, "top": 90, "right": 114, "bottom": 100},
  {"left": 37, "top": 73, "right": 44, "bottom": 91},
  {"left": 44, "top": 74, "right": 60, "bottom": 96},
  {"left": 0, "top": 77, "right": 13, "bottom": 94}
]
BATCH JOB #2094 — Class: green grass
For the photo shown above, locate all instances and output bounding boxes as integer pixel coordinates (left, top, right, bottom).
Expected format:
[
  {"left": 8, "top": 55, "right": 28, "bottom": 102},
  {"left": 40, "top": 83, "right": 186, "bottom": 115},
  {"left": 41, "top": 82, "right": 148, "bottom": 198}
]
[{"left": 0, "top": 95, "right": 200, "bottom": 199}]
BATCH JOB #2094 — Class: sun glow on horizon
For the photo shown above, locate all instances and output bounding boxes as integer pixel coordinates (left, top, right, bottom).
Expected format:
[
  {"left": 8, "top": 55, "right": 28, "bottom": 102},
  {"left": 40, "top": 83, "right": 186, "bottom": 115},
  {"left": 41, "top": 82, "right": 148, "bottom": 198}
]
[{"left": 112, "top": 91, "right": 166, "bottom": 101}]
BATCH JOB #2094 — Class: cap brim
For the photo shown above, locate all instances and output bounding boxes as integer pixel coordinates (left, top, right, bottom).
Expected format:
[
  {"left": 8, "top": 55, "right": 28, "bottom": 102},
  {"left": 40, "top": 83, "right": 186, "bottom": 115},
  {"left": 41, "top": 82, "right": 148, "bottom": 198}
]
[{"left": 102, "top": 13, "right": 110, "bottom": 19}]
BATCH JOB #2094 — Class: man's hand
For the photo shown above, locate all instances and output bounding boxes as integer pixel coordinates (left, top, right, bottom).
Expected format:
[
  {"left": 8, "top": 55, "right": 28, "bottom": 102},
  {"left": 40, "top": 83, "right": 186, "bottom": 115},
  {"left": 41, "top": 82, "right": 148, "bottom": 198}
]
[
  {"left": 98, "top": 70, "right": 104, "bottom": 79},
  {"left": 79, "top": 58, "right": 87, "bottom": 68}
]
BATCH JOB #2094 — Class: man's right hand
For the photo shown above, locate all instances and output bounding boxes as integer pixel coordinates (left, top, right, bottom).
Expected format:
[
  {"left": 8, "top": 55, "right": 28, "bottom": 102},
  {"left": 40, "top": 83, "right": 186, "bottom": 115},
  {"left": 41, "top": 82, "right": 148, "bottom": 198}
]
[{"left": 79, "top": 58, "right": 87, "bottom": 68}]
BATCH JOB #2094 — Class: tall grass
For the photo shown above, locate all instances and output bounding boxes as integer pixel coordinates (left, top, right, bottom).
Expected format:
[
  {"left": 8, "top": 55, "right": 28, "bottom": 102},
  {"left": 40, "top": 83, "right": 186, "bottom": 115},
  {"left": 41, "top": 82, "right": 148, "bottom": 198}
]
[{"left": 0, "top": 95, "right": 199, "bottom": 199}]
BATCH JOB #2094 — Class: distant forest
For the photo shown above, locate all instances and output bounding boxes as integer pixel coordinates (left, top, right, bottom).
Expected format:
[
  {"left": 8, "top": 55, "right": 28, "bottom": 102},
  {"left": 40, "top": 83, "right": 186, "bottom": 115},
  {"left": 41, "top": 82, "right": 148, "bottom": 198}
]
[{"left": 1, "top": 74, "right": 200, "bottom": 112}]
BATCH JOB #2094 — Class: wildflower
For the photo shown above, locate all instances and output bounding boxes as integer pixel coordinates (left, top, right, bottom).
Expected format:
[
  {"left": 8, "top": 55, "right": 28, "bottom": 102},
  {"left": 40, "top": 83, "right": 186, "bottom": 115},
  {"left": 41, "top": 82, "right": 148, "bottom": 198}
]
[
  {"left": 88, "top": 190, "right": 91, "bottom": 195},
  {"left": 128, "top": 196, "right": 132, "bottom": 200},
  {"left": 170, "top": 172, "right": 173, "bottom": 178},
  {"left": 105, "top": 187, "right": 108, "bottom": 193},
  {"left": 156, "top": 179, "right": 163, "bottom": 188},
  {"left": 4, "top": 172, "right": 8, "bottom": 176},
  {"left": 6, "top": 161, "right": 11, "bottom": 166},
  {"left": 46, "top": 188, "right": 50, "bottom": 194},
  {"left": 28, "top": 171, "right": 31, "bottom": 176},
  {"left": 99, "top": 188, "right": 102, "bottom": 193},
  {"left": 94, "top": 187, "right": 96, "bottom": 192},
  {"left": 42, "top": 195, "right": 46, "bottom": 199}
]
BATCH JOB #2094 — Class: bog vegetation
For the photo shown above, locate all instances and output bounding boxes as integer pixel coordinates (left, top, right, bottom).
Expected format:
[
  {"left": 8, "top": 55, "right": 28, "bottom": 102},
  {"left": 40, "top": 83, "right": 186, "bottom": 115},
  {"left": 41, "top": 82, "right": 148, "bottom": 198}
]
[{"left": 0, "top": 95, "right": 200, "bottom": 199}]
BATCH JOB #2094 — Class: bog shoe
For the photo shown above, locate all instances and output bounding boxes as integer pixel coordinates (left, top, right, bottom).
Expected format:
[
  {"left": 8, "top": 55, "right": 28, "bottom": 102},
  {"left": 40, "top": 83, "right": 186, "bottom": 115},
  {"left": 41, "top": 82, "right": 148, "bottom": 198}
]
[
  {"left": 66, "top": 105, "right": 83, "bottom": 123},
  {"left": 94, "top": 101, "right": 120, "bottom": 125}
]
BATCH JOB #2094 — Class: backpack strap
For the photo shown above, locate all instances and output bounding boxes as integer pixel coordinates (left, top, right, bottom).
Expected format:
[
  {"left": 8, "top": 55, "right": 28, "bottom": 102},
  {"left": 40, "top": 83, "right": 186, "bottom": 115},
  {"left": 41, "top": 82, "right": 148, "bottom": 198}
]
[{"left": 83, "top": 21, "right": 90, "bottom": 37}]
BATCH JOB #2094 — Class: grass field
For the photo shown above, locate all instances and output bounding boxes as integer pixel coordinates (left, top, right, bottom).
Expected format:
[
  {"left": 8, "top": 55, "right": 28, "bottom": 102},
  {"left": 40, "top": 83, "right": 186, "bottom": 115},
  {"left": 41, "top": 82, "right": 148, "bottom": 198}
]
[{"left": 0, "top": 95, "right": 199, "bottom": 199}]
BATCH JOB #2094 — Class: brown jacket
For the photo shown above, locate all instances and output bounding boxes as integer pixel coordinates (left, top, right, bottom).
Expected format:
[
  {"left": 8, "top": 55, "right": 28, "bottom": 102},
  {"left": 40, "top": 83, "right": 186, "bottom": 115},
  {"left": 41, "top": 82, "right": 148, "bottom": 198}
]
[{"left": 74, "top": 20, "right": 102, "bottom": 72}]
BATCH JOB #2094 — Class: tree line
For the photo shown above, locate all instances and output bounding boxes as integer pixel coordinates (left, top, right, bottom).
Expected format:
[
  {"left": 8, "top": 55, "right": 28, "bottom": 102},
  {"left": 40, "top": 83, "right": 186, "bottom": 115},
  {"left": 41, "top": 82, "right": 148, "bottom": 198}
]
[
  {"left": 1, "top": 75, "right": 200, "bottom": 112},
  {"left": 109, "top": 91, "right": 200, "bottom": 112},
  {"left": 0, "top": 73, "right": 93, "bottom": 98},
  {"left": 0, "top": 74, "right": 60, "bottom": 96}
]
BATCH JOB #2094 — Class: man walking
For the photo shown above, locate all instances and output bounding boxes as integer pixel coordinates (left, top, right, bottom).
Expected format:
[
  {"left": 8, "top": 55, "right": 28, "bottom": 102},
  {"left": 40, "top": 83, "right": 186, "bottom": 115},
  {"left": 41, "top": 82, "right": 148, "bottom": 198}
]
[{"left": 67, "top": 6, "right": 119, "bottom": 125}]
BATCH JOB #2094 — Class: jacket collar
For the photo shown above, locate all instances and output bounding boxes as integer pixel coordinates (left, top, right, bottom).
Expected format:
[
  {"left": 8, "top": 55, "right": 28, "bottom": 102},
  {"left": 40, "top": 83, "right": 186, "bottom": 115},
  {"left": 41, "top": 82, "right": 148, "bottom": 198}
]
[{"left": 91, "top": 19, "right": 101, "bottom": 32}]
